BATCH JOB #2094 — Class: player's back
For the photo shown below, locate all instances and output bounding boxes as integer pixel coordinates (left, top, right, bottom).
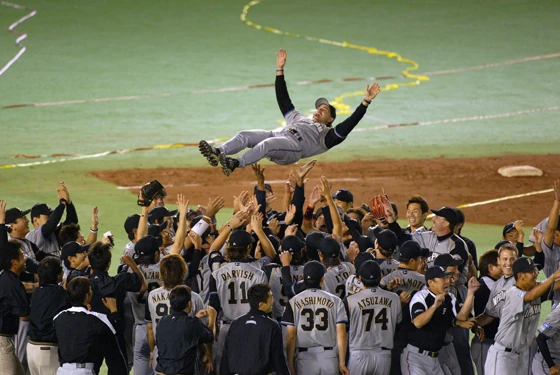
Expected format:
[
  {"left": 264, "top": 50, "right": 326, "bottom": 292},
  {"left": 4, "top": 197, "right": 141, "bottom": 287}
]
[
  {"left": 347, "top": 287, "right": 402, "bottom": 350},
  {"left": 375, "top": 258, "right": 399, "bottom": 277},
  {"left": 285, "top": 288, "right": 347, "bottom": 349},
  {"left": 129, "top": 262, "right": 162, "bottom": 324},
  {"left": 485, "top": 275, "right": 515, "bottom": 319},
  {"left": 270, "top": 265, "right": 304, "bottom": 319},
  {"left": 380, "top": 268, "right": 426, "bottom": 295},
  {"left": 213, "top": 261, "right": 268, "bottom": 321},
  {"left": 324, "top": 262, "right": 355, "bottom": 299}
]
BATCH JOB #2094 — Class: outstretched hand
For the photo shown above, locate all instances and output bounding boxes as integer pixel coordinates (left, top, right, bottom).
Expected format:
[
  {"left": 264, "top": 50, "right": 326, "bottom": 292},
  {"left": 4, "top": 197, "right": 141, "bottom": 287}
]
[
  {"left": 276, "top": 49, "right": 287, "bottom": 69},
  {"left": 364, "top": 82, "right": 381, "bottom": 102}
]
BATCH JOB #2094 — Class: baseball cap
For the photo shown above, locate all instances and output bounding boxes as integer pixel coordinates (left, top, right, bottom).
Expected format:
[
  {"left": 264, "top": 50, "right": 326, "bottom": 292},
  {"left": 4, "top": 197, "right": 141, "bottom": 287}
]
[
  {"left": 512, "top": 257, "right": 540, "bottom": 276},
  {"left": 319, "top": 237, "right": 341, "bottom": 259},
  {"left": 494, "top": 240, "right": 512, "bottom": 250},
  {"left": 333, "top": 189, "right": 353, "bottom": 203},
  {"left": 360, "top": 260, "right": 381, "bottom": 281},
  {"left": 135, "top": 236, "right": 160, "bottom": 257},
  {"left": 124, "top": 214, "right": 141, "bottom": 234},
  {"left": 375, "top": 229, "right": 398, "bottom": 253},
  {"left": 351, "top": 230, "right": 375, "bottom": 253},
  {"left": 253, "top": 183, "right": 273, "bottom": 194},
  {"left": 502, "top": 222, "right": 516, "bottom": 237},
  {"left": 61, "top": 242, "right": 90, "bottom": 260},
  {"left": 315, "top": 98, "right": 337, "bottom": 122},
  {"left": 343, "top": 215, "right": 361, "bottom": 235},
  {"left": 229, "top": 230, "right": 253, "bottom": 247},
  {"left": 148, "top": 206, "right": 178, "bottom": 224},
  {"left": 354, "top": 252, "right": 375, "bottom": 277},
  {"left": 148, "top": 221, "right": 168, "bottom": 237},
  {"left": 282, "top": 235, "right": 305, "bottom": 253},
  {"left": 399, "top": 240, "right": 432, "bottom": 260},
  {"left": 5, "top": 208, "right": 31, "bottom": 224},
  {"left": 303, "top": 260, "right": 327, "bottom": 283},
  {"left": 425, "top": 266, "right": 454, "bottom": 283},
  {"left": 434, "top": 253, "right": 464, "bottom": 267},
  {"left": 31, "top": 203, "right": 53, "bottom": 219},
  {"left": 431, "top": 206, "right": 458, "bottom": 227}
]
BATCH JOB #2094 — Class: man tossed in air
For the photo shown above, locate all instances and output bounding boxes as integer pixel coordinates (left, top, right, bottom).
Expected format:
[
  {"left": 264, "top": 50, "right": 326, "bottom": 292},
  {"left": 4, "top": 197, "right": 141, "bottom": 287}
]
[{"left": 199, "top": 49, "right": 381, "bottom": 176}]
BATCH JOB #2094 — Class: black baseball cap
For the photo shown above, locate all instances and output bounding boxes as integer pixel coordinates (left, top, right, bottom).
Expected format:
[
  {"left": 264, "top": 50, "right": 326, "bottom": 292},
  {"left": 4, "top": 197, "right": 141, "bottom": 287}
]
[
  {"left": 148, "top": 206, "right": 178, "bottom": 224},
  {"left": 304, "top": 260, "right": 327, "bottom": 283},
  {"left": 229, "top": 230, "right": 253, "bottom": 247},
  {"left": 61, "top": 242, "right": 90, "bottom": 260},
  {"left": 124, "top": 214, "right": 141, "bottom": 234},
  {"left": 148, "top": 221, "right": 168, "bottom": 237},
  {"left": 306, "top": 231, "right": 327, "bottom": 251},
  {"left": 351, "top": 230, "right": 375, "bottom": 253},
  {"left": 494, "top": 240, "right": 512, "bottom": 250},
  {"left": 315, "top": 98, "right": 337, "bottom": 122},
  {"left": 5, "top": 208, "right": 31, "bottom": 224},
  {"left": 425, "top": 266, "right": 454, "bottom": 283},
  {"left": 375, "top": 229, "right": 398, "bottom": 253},
  {"left": 502, "top": 222, "right": 516, "bottom": 237},
  {"left": 135, "top": 236, "right": 160, "bottom": 257},
  {"left": 333, "top": 189, "right": 353, "bottom": 203},
  {"left": 431, "top": 206, "right": 458, "bottom": 227},
  {"left": 319, "top": 237, "right": 341, "bottom": 259},
  {"left": 360, "top": 260, "right": 381, "bottom": 281},
  {"left": 434, "top": 253, "right": 464, "bottom": 267},
  {"left": 343, "top": 215, "right": 361, "bottom": 235},
  {"left": 282, "top": 235, "right": 305, "bottom": 253},
  {"left": 254, "top": 183, "right": 273, "bottom": 194},
  {"left": 399, "top": 240, "right": 432, "bottom": 260},
  {"left": 354, "top": 252, "right": 375, "bottom": 277},
  {"left": 31, "top": 203, "right": 53, "bottom": 219},
  {"left": 512, "top": 257, "right": 540, "bottom": 276}
]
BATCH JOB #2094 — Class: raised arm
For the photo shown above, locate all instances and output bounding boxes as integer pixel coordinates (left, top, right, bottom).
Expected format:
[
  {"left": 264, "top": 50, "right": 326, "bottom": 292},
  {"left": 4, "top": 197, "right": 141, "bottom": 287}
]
[
  {"left": 169, "top": 194, "right": 189, "bottom": 255},
  {"left": 544, "top": 180, "right": 560, "bottom": 249},
  {"left": 324, "top": 82, "right": 381, "bottom": 149},
  {"left": 456, "top": 277, "right": 480, "bottom": 321},
  {"left": 321, "top": 176, "right": 342, "bottom": 237},
  {"left": 275, "top": 49, "right": 295, "bottom": 115}
]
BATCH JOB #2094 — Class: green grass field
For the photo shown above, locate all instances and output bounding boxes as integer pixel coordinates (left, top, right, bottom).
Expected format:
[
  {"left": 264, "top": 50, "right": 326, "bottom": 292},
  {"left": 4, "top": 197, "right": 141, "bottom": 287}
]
[{"left": 1, "top": 0, "right": 560, "bottom": 373}]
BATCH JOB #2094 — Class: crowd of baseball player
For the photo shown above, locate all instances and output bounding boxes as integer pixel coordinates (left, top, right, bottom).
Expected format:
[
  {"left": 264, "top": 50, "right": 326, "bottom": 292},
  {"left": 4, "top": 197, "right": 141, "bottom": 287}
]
[{"left": 1, "top": 168, "right": 560, "bottom": 375}]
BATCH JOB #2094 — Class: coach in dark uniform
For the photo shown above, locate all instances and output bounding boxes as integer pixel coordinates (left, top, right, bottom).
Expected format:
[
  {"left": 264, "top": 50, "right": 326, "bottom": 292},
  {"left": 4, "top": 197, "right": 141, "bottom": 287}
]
[
  {"left": 0, "top": 240, "right": 29, "bottom": 375},
  {"left": 54, "top": 277, "right": 126, "bottom": 375},
  {"left": 221, "top": 283, "right": 289, "bottom": 375},
  {"left": 155, "top": 285, "right": 214, "bottom": 375},
  {"left": 27, "top": 257, "right": 70, "bottom": 375}
]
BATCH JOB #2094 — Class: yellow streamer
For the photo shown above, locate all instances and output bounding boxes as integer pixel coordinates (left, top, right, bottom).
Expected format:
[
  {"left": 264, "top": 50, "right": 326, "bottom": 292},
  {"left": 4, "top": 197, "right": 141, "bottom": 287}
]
[{"left": 240, "top": 0, "right": 429, "bottom": 115}]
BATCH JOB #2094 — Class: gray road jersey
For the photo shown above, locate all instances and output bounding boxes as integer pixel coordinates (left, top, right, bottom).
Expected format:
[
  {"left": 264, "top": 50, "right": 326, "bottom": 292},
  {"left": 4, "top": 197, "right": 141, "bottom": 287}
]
[
  {"left": 412, "top": 231, "right": 468, "bottom": 285},
  {"left": 26, "top": 226, "right": 60, "bottom": 256},
  {"left": 380, "top": 269, "right": 426, "bottom": 295},
  {"left": 282, "top": 110, "right": 329, "bottom": 158},
  {"left": 541, "top": 238, "right": 560, "bottom": 302},
  {"left": 484, "top": 275, "right": 515, "bottom": 318},
  {"left": 122, "top": 241, "right": 136, "bottom": 258},
  {"left": 8, "top": 237, "right": 36, "bottom": 261},
  {"left": 377, "top": 259, "right": 400, "bottom": 277},
  {"left": 270, "top": 265, "right": 304, "bottom": 319},
  {"left": 347, "top": 287, "right": 402, "bottom": 350},
  {"left": 147, "top": 287, "right": 204, "bottom": 339},
  {"left": 494, "top": 286, "right": 542, "bottom": 353},
  {"left": 324, "top": 262, "right": 356, "bottom": 300},
  {"left": 285, "top": 288, "right": 347, "bottom": 348},
  {"left": 128, "top": 263, "right": 162, "bottom": 324},
  {"left": 212, "top": 261, "right": 268, "bottom": 322},
  {"left": 538, "top": 303, "right": 560, "bottom": 358},
  {"left": 345, "top": 274, "right": 364, "bottom": 296}
]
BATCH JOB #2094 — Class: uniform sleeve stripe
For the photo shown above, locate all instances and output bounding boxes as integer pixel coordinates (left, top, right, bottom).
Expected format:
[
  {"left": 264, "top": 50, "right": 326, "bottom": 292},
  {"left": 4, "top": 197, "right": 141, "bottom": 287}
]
[
  {"left": 281, "top": 322, "right": 295, "bottom": 326},
  {"left": 284, "top": 109, "right": 294, "bottom": 117},
  {"left": 333, "top": 128, "right": 346, "bottom": 139},
  {"left": 336, "top": 320, "right": 349, "bottom": 324},
  {"left": 537, "top": 330, "right": 552, "bottom": 338}
]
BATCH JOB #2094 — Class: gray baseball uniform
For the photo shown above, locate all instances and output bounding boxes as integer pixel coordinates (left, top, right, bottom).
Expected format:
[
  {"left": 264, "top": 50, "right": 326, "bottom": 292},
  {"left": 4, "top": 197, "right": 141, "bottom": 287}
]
[
  {"left": 484, "top": 275, "right": 515, "bottom": 319},
  {"left": 282, "top": 288, "right": 348, "bottom": 375},
  {"left": 485, "top": 286, "right": 543, "bottom": 375},
  {"left": 535, "top": 218, "right": 560, "bottom": 306},
  {"left": 533, "top": 304, "right": 560, "bottom": 375},
  {"left": 376, "top": 258, "right": 400, "bottom": 277},
  {"left": 347, "top": 287, "right": 402, "bottom": 375},
  {"left": 270, "top": 265, "right": 304, "bottom": 319},
  {"left": 26, "top": 226, "right": 60, "bottom": 256},
  {"left": 380, "top": 268, "right": 426, "bottom": 294},
  {"left": 324, "top": 262, "right": 356, "bottom": 300}
]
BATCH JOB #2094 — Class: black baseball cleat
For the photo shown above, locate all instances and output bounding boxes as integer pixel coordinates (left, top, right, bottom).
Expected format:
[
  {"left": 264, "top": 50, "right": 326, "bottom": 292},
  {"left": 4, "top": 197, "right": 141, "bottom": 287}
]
[
  {"left": 199, "top": 140, "right": 219, "bottom": 167},
  {"left": 219, "top": 154, "right": 239, "bottom": 177}
]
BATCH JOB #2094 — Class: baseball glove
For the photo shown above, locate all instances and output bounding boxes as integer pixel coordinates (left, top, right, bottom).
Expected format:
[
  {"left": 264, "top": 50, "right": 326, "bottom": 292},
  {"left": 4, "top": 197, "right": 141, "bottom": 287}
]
[
  {"left": 370, "top": 194, "right": 392, "bottom": 220},
  {"left": 137, "top": 180, "right": 165, "bottom": 207}
]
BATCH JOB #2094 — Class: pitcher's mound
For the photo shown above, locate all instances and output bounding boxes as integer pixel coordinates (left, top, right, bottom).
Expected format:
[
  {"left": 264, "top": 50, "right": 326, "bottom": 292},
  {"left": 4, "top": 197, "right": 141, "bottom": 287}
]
[{"left": 498, "top": 165, "right": 544, "bottom": 177}]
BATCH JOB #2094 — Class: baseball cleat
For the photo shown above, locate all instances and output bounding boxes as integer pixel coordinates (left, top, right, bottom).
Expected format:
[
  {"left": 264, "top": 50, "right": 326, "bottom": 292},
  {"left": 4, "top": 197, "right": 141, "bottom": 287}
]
[
  {"left": 219, "top": 154, "right": 238, "bottom": 177},
  {"left": 199, "top": 140, "right": 219, "bottom": 167}
]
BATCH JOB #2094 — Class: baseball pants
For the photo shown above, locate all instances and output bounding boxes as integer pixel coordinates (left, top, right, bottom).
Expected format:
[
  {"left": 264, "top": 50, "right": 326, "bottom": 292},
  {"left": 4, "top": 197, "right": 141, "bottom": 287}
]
[
  {"left": 484, "top": 342, "right": 529, "bottom": 375},
  {"left": 56, "top": 363, "right": 95, "bottom": 375},
  {"left": 14, "top": 319, "right": 29, "bottom": 368},
  {"left": 27, "top": 342, "right": 58, "bottom": 375},
  {"left": 401, "top": 345, "right": 445, "bottom": 375},
  {"left": 220, "top": 130, "right": 303, "bottom": 167},
  {"left": 390, "top": 326, "right": 407, "bottom": 375},
  {"left": 452, "top": 326, "right": 474, "bottom": 375},
  {"left": 438, "top": 343, "right": 460, "bottom": 375},
  {"left": 0, "top": 336, "right": 25, "bottom": 375},
  {"left": 348, "top": 348, "right": 391, "bottom": 375},
  {"left": 296, "top": 347, "right": 338, "bottom": 375},
  {"left": 532, "top": 351, "right": 554, "bottom": 375},
  {"left": 133, "top": 324, "right": 152, "bottom": 375},
  {"left": 214, "top": 321, "right": 231, "bottom": 375},
  {"left": 470, "top": 337, "right": 493, "bottom": 375}
]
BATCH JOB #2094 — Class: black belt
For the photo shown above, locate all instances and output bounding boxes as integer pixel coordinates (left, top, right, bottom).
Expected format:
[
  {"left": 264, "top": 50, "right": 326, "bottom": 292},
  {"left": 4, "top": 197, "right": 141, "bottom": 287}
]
[
  {"left": 298, "top": 346, "right": 333, "bottom": 352},
  {"left": 381, "top": 347, "right": 390, "bottom": 351},
  {"left": 504, "top": 347, "right": 521, "bottom": 354},
  {"left": 418, "top": 348, "right": 438, "bottom": 358},
  {"left": 288, "top": 128, "right": 303, "bottom": 142},
  {"left": 222, "top": 320, "right": 232, "bottom": 325}
]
